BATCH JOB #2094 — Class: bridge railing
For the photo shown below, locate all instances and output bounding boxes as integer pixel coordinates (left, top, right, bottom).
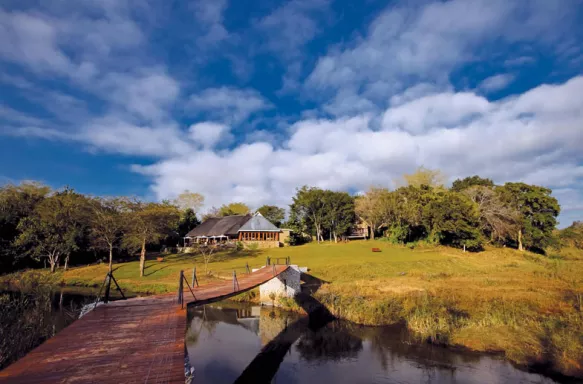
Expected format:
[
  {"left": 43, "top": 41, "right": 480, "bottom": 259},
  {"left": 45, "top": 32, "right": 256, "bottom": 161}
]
[
  {"left": 93, "top": 271, "right": 127, "bottom": 309},
  {"left": 265, "top": 256, "right": 290, "bottom": 266}
]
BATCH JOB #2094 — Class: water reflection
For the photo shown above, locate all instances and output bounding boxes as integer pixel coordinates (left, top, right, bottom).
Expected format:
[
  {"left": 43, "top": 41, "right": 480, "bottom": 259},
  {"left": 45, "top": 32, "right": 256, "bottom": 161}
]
[
  {"left": 186, "top": 301, "right": 564, "bottom": 384},
  {"left": 0, "top": 287, "right": 96, "bottom": 370}
]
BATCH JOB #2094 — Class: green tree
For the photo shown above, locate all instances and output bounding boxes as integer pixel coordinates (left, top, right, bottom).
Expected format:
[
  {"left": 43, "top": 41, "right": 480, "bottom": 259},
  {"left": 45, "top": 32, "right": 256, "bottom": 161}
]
[
  {"left": 218, "top": 202, "right": 250, "bottom": 216},
  {"left": 290, "top": 186, "right": 327, "bottom": 243},
  {"left": 15, "top": 188, "right": 90, "bottom": 273},
  {"left": 559, "top": 221, "right": 583, "bottom": 249},
  {"left": 402, "top": 166, "right": 446, "bottom": 188},
  {"left": 497, "top": 182, "right": 560, "bottom": 252},
  {"left": 355, "top": 187, "right": 392, "bottom": 240},
  {"left": 423, "top": 191, "right": 482, "bottom": 250},
  {"left": 323, "top": 191, "right": 355, "bottom": 242},
  {"left": 123, "top": 201, "right": 180, "bottom": 277},
  {"left": 386, "top": 186, "right": 437, "bottom": 243},
  {"left": 0, "top": 182, "right": 50, "bottom": 272},
  {"left": 177, "top": 208, "right": 201, "bottom": 238},
  {"left": 257, "top": 205, "right": 285, "bottom": 227},
  {"left": 451, "top": 175, "right": 494, "bottom": 192},
  {"left": 90, "top": 197, "right": 127, "bottom": 273}
]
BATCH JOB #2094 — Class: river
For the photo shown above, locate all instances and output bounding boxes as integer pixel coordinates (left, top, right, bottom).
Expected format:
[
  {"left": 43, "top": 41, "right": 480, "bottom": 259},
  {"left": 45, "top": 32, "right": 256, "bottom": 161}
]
[
  {"left": 0, "top": 289, "right": 578, "bottom": 383},
  {"left": 186, "top": 301, "right": 575, "bottom": 384}
]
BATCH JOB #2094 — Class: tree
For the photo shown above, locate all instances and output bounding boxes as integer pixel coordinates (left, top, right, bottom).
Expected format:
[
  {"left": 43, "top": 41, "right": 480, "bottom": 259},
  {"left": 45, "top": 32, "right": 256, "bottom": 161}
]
[
  {"left": 323, "top": 191, "right": 355, "bottom": 242},
  {"left": 423, "top": 191, "right": 482, "bottom": 250},
  {"left": 218, "top": 202, "right": 250, "bottom": 217},
  {"left": 497, "top": 182, "right": 560, "bottom": 252},
  {"left": 90, "top": 197, "right": 126, "bottom": 273},
  {"left": 172, "top": 191, "right": 204, "bottom": 213},
  {"left": 257, "top": 205, "right": 285, "bottom": 227},
  {"left": 386, "top": 186, "right": 436, "bottom": 243},
  {"left": 355, "top": 187, "right": 392, "bottom": 240},
  {"left": 196, "top": 243, "right": 218, "bottom": 275},
  {"left": 0, "top": 182, "right": 50, "bottom": 272},
  {"left": 15, "top": 188, "right": 90, "bottom": 273},
  {"left": 123, "top": 201, "right": 180, "bottom": 277},
  {"left": 559, "top": 221, "right": 583, "bottom": 249},
  {"left": 290, "top": 186, "right": 327, "bottom": 243},
  {"left": 402, "top": 166, "right": 446, "bottom": 188},
  {"left": 177, "top": 208, "right": 201, "bottom": 238},
  {"left": 462, "top": 186, "right": 519, "bottom": 243},
  {"left": 451, "top": 175, "right": 494, "bottom": 192}
]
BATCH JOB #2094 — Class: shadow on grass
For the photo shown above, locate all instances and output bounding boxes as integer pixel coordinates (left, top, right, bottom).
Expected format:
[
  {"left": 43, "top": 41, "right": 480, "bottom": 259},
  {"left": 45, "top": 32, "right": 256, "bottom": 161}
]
[{"left": 144, "top": 265, "right": 170, "bottom": 277}]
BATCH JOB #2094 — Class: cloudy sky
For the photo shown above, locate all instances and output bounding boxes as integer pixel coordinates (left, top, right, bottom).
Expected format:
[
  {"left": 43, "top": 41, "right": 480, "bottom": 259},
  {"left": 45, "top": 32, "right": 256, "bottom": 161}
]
[{"left": 1, "top": 0, "right": 582, "bottom": 226}]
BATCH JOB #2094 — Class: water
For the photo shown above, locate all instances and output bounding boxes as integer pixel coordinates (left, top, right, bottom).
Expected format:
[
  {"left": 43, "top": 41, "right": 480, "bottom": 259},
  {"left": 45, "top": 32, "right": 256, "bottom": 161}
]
[
  {"left": 186, "top": 301, "right": 571, "bottom": 384},
  {"left": 0, "top": 286, "right": 126, "bottom": 370}
]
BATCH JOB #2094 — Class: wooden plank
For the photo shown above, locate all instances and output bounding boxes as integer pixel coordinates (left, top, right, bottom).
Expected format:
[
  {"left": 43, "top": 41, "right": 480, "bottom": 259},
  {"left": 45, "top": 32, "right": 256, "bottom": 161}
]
[{"left": 0, "top": 265, "right": 288, "bottom": 384}]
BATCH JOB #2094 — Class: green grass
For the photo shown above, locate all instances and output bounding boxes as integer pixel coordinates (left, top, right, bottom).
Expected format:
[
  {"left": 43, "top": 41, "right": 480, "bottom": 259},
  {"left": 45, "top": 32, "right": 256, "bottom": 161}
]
[{"left": 2, "top": 241, "right": 583, "bottom": 377}]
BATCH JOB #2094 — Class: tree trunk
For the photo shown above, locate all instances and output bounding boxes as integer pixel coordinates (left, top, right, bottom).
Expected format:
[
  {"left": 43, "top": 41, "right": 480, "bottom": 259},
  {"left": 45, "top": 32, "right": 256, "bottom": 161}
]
[
  {"left": 370, "top": 226, "right": 375, "bottom": 240},
  {"left": 139, "top": 238, "right": 146, "bottom": 277},
  {"left": 50, "top": 260, "right": 57, "bottom": 273},
  {"left": 333, "top": 231, "right": 338, "bottom": 243},
  {"left": 108, "top": 244, "right": 114, "bottom": 273},
  {"left": 518, "top": 229, "right": 523, "bottom": 251},
  {"left": 64, "top": 254, "right": 69, "bottom": 271}
]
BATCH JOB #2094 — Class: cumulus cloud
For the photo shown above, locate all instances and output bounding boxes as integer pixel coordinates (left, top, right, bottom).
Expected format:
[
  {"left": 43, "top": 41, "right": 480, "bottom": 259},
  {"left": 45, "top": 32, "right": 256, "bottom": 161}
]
[
  {"left": 306, "top": 0, "right": 579, "bottom": 114},
  {"left": 478, "top": 74, "right": 515, "bottom": 93},
  {"left": 187, "top": 87, "right": 271, "bottom": 124},
  {"left": 190, "top": 0, "right": 230, "bottom": 46},
  {"left": 1, "top": 0, "right": 582, "bottom": 228},
  {"left": 188, "top": 122, "right": 231, "bottom": 149},
  {"left": 126, "top": 77, "right": 583, "bottom": 218}
]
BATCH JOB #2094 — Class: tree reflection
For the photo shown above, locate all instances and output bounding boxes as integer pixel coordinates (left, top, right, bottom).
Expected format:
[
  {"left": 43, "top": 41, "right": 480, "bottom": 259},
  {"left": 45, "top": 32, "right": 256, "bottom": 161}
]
[{"left": 296, "top": 323, "right": 362, "bottom": 362}]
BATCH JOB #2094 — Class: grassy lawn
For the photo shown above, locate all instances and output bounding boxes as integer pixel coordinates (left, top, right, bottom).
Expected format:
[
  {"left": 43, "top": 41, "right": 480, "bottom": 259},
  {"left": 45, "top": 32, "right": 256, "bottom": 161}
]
[{"left": 2, "top": 240, "right": 583, "bottom": 377}]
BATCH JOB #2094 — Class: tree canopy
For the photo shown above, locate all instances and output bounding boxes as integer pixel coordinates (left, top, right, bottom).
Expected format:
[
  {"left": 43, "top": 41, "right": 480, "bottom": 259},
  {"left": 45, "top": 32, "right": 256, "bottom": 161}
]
[
  {"left": 451, "top": 176, "right": 494, "bottom": 192},
  {"left": 498, "top": 182, "right": 560, "bottom": 251},
  {"left": 172, "top": 191, "right": 204, "bottom": 213},
  {"left": 402, "top": 166, "right": 446, "bottom": 188},
  {"left": 257, "top": 205, "right": 285, "bottom": 227},
  {"left": 218, "top": 202, "right": 250, "bottom": 217}
]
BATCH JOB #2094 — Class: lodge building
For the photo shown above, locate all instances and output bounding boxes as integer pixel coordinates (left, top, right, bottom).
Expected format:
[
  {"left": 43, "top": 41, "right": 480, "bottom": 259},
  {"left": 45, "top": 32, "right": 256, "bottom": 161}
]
[{"left": 184, "top": 213, "right": 283, "bottom": 248}]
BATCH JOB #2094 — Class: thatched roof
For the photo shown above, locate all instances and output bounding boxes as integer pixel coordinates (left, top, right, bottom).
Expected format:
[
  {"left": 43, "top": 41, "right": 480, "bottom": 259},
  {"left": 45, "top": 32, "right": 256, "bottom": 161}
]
[
  {"left": 185, "top": 215, "right": 251, "bottom": 237},
  {"left": 239, "top": 215, "right": 280, "bottom": 232}
]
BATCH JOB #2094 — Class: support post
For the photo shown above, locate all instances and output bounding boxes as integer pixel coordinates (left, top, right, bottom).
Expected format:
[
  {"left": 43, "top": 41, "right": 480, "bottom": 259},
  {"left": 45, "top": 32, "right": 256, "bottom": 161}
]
[
  {"left": 177, "top": 270, "right": 184, "bottom": 307},
  {"left": 192, "top": 267, "right": 199, "bottom": 287},
  {"left": 110, "top": 273, "right": 126, "bottom": 300},
  {"left": 104, "top": 272, "right": 111, "bottom": 304},
  {"left": 246, "top": 263, "right": 250, "bottom": 274},
  {"left": 233, "top": 271, "right": 239, "bottom": 292}
]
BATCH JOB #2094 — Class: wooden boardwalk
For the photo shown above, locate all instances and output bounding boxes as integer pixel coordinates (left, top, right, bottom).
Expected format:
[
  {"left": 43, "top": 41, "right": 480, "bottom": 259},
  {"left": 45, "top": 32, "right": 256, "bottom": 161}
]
[{"left": 0, "top": 265, "right": 289, "bottom": 384}]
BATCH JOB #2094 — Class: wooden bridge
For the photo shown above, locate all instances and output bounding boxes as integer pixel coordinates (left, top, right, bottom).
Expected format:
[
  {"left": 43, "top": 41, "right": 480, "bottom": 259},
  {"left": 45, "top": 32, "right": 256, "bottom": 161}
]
[{"left": 0, "top": 265, "right": 290, "bottom": 384}]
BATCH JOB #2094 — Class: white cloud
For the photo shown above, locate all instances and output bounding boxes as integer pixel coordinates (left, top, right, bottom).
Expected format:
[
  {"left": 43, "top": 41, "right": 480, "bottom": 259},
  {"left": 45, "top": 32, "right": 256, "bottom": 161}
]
[
  {"left": 305, "top": 0, "right": 580, "bottom": 114},
  {"left": 126, "top": 77, "right": 583, "bottom": 221},
  {"left": 383, "top": 92, "right": 491, "bottom": 134},
  {"left": 190, "top": 0, "right": 229, "bottom": 46},
  {"left": 187, "top": 87, "right": 271, "bottom": 124},
  {"left": 188, "top": 122, "right": 231, "bottom": 149},
  {"left": 255, "top": 0, "right": 330, "bottom": 59},
  {"left": 102, "top": 70, "right": 179, "bottom": 122},
  {"left": 478, "top": 74, "right": 515, "bottom": 93}
]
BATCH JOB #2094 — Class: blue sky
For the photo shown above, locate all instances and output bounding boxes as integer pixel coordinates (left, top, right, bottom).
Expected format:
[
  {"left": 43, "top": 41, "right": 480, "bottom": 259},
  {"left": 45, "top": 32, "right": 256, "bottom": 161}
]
[{"left": 1, "top": 0, "right": 582, "bottom": 226}]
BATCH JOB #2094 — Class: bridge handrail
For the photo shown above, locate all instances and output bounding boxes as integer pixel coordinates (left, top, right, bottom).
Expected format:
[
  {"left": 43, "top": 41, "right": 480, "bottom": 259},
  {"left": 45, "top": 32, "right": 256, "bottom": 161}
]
[{"left": 265, "top": 256, "right": 290, "bottom": 266}]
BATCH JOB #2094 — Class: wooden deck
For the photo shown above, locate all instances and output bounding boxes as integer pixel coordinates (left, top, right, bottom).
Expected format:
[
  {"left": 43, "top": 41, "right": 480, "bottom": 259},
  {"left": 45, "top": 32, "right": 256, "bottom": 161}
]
[{"left": 0, "top": 265, "right": 289, "bottom": 384}]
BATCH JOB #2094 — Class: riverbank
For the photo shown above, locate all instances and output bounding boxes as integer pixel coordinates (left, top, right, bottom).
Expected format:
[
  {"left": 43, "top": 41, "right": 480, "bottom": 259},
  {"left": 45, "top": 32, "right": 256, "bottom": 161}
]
[{"left": 1, "top": 241, "right": 582, "bottom": 378}]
